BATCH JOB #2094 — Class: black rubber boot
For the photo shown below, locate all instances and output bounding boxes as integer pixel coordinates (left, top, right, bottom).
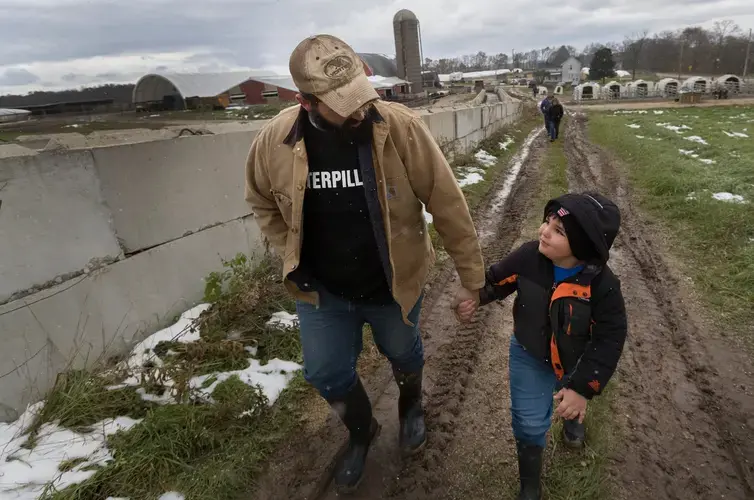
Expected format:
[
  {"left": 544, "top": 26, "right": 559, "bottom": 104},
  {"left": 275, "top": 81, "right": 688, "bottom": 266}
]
[
  {"left": 516, "top": 440, "right": 543, "bottom": 500},
  {"left": 563, "top": 418, "right": 585, "bottom": 449},
  {"left": 393, "top": 367, "right": 427, "bottom": 456},
  {"left": 328, "top": 377, "right": 380, "bottom": 494}
]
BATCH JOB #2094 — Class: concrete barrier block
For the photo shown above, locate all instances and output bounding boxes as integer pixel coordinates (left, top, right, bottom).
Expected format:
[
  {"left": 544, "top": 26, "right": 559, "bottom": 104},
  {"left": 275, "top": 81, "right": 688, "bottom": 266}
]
[
  {"left": 422, "top": 110, "right": 456, "bottom": 145},
  {"left": 92, "top": 130, "right": 258, "bottom": 253},
  {"left": 0, "top": 216, "right": 266, "bottom": 419},
  {"left": 0, "top": 151, "right": 122, "bottom": 303},
  {"left": 455, "top": 107, "right": 483, "bottom": 140},
  {"left": 0, "top": 306, "right": 68, "bottom": 421}
]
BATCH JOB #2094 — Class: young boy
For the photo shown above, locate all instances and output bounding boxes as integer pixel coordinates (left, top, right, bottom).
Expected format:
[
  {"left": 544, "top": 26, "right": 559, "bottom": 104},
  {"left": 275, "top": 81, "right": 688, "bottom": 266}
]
[{"left": 457, "top": 192, "right": 628, "bottom": 500}]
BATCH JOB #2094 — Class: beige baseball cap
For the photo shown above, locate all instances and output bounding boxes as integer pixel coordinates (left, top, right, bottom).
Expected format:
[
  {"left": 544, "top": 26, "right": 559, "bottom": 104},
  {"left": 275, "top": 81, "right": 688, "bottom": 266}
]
[{"left": 289, "top": 34, "right": 380, "bottom": 118}]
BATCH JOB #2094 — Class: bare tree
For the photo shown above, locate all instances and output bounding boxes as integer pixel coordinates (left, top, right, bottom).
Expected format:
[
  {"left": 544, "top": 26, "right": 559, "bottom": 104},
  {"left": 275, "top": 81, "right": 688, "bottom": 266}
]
[
  {"left": 623, "top": 29, "right": 650, "bottom": 79},
  {"left": 711, "top": 20, "right": 740, "bottom": 71}
]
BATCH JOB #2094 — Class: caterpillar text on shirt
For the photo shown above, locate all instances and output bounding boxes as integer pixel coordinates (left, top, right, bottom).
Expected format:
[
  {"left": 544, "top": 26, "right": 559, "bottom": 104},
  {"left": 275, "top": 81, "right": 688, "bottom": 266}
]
[{"left": 306, "top": 169, "right": 364, "bottom": 189}]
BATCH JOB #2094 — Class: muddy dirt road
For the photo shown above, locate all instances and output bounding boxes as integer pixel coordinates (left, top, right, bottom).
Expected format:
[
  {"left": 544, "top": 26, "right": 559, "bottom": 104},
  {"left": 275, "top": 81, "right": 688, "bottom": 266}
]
[
  {"left": 254, "top": 112, "right": 754, "bottom": 500},
  {"left": 563, "top": 113, "right": 754, "bottom": 499}
]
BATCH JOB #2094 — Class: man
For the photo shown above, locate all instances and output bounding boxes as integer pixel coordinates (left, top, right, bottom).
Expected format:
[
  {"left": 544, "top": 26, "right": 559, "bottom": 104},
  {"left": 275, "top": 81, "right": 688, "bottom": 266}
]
[
  {"left": 539, "top": 94, "right": 553, "bottom": 134},
  {"left": 245, "top": 34, "right": 485, "bottom": 493}
]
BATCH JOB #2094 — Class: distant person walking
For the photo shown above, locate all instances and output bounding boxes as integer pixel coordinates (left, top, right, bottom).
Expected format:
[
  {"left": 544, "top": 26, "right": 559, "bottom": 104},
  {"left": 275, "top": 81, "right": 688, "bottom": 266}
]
[
  {"left": 548, "top": 98, "right": 564, "bottom": 142},
  {"left": 245, "top": 34, "right": 485, "bottom": 493},
  {"left": 539, "top": 95, "right": 553, "bottom": 135},
  {"left": 531, "top": 83, "right": 539, "bottom": 98}
]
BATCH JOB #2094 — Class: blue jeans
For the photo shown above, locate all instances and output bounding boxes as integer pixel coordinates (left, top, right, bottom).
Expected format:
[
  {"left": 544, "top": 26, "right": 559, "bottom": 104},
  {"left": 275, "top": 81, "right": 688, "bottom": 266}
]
[
  {"left": 548, "top": 120, "right": 558, "bottom": 140},
  {"left": 509, "top": 335, "right": 559, "bottom": 447},
  {"left": 296, "top": 289, "right": 424, "bottom": 401}
]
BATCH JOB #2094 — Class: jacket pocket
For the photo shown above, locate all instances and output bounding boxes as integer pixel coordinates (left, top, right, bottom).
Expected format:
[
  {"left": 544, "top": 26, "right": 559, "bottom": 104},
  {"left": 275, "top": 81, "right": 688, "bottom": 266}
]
[
  {"left": 556, "top": 300, "right": 592, "bottom": 374},
  {"left": 271, "top": 189, "right": 294, "bottom": 226},
  {"left": 384, "top": 173, "right": 422, "bottom": 237}
]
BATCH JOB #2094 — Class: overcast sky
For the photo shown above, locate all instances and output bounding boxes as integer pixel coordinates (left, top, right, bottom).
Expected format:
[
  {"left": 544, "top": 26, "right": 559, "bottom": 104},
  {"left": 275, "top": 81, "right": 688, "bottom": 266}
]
[{"left": 1, "top": 0, "right": 753, "bottom": 96}]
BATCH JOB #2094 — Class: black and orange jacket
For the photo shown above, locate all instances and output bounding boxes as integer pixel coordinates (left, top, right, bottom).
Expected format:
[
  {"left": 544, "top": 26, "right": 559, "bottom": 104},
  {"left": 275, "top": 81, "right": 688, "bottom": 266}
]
[{"left": 479, "top": 193, "right": 628, "bottom": 400}]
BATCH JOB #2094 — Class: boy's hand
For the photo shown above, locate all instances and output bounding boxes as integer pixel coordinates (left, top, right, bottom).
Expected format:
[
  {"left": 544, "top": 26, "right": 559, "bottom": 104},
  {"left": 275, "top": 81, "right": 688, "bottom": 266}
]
[
  {"left": 455, "top": 299, "right": 477, "bottom": 323},
  {"left": 554, "top": 388, "right": 587, "bottom": 423},
  {"left": 451, "top": 287, "right": 480, "bottom": 323}
]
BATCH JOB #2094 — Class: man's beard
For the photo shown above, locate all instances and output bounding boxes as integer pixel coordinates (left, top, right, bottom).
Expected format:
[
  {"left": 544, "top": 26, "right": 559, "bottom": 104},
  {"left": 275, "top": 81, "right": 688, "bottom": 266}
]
[{"left": 307, "top": 106, "right": 374, "bottom": 143}]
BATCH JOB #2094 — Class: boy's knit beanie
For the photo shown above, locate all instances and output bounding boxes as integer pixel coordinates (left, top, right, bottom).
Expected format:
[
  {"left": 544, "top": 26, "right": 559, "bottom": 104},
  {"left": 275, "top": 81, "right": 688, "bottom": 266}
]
[{"left": 548, "top": 203, "right": 598, "bottom": 262}]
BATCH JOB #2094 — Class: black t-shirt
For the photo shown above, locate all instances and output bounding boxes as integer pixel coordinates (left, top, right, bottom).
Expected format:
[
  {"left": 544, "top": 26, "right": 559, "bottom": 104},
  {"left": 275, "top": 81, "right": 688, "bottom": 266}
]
[{"left": 299, "top": 116, "right": 392, "bottom": 303}]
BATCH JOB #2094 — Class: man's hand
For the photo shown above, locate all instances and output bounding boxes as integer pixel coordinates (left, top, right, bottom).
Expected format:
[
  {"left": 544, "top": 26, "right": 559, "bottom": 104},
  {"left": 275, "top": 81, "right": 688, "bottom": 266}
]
[
  {"left": 451, "top": 287, "right": 480, "bottom": 323},
  {"left": 554, "top": 388, "right": 587, "bottom": 423}
]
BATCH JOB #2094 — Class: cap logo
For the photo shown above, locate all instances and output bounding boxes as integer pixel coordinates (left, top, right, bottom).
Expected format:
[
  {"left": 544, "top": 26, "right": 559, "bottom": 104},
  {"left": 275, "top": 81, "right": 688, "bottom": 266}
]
[
  {"left": 323, "top": 55, "right": 353, "bottom": 79},
  {"left": 557, "top": 207, "right": 569, "bottom": 217}
]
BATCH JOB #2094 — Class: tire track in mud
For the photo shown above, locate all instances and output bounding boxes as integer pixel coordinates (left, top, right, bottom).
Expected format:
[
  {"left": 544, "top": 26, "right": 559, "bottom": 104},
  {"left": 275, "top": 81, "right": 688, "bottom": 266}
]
[
  {"left": 379, "top": 129, "right": 548, "bottom": 500},
  {"left": 563, "top": 113, "right": 754, "bottom": 499}
]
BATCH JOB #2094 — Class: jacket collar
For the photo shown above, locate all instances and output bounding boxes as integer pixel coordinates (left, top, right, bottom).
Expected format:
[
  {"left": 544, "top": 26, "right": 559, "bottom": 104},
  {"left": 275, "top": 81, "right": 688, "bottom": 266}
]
[{"left": 282, "top": 105, "right": 384, "bottom": 147}]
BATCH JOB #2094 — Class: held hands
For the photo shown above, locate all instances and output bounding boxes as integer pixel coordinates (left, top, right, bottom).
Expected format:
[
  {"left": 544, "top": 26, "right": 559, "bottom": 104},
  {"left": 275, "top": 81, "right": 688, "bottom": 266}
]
[
  {"left": 451, "top": 287, "right": 480, "bottom": 323},
  {"left": 554, "top": 388, "right": 587, "bottom": 423}
]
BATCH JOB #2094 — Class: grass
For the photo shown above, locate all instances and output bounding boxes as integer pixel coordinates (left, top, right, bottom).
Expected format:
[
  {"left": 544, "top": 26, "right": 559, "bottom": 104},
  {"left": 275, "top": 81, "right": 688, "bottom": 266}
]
[
  {"left": 525, "top": 117, "right": 620, "bottom": 500},
  {"left": 543, "top": 383, "right": 618, "bottom": 500},
  {"left": 588, "top": 105, "right": 754, "bottom": 345},
  {"left": 32, "top": 254, "right": 311, "bottom": 500}
]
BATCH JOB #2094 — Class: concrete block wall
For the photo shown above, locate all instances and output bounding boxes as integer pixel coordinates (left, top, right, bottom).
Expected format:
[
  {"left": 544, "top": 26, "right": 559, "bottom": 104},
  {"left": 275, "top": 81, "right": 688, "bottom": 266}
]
[
  {"left": 0, "top": 150, "right": 122, "bottom": 304},
  {"left": 420, "top": 99, "right": 522, "bottom": 155},
  {"left": 0, "top": 99, "right": 523, "bottom": 421},
  {"left": 91, "top": 130, "right": 256, "bottom": 253}
]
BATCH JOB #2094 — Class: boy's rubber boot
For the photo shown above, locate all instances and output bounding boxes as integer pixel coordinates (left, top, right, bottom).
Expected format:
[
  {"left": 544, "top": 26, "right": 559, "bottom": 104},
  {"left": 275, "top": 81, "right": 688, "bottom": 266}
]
[
  {"left": 393, "top": 367, "right": 427, "bottom": 456},
  {"left": 516, "top": 440, "right": 544, "bottom": 500},
  {"left": 328, "top": 377, "right": 380, "bottom": 494},
  {"left": 563, "top": 419, "right": 585, "bottom": 449}
]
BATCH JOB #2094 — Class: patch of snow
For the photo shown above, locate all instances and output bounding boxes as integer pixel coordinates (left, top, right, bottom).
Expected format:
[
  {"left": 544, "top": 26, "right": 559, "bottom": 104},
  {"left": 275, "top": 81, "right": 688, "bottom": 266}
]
[
  {"left": 191, "top": 358, "right": 301, "bottom": 405},
  {"left": 122, "top": 304, "right": 211, "bottom": 373},
  {"left": 626, "top": 124, "right": 641, "bottom": 129},
  {"left": 635, "top": 135, "right": 645, "bottom": 139},
  {"left": 114, "top": 305, "right": 302, "bottom": 406},
  {"left": 657, "top": 123, "right": 692, "bottom": 133},
  {"left": 474, "top": 150, "right": 497, "bottom": 167},
  {"left": 679, "top": 149, "right": 700, "bottom": 158},
  {"left": 0, "top": 407, "right": 141, "bottom": 499},
  {"left": 149, "top": 114, "right": 160, "bottom": 118},
  {"left": 499, "top": 136, "right": 514, "bottom": 151},
  {"left": 266, "top": 312, "right": 298, "bottom": 330},
  {"left": 712, "top": 192, "right": 747, "bottom": 204},
  {"left": 653, "top": 110, "right": 665, "bottom": 114},
  {"left": 159, "top": 493, "right": 185, "bottom": 500},
  {"left": 723, "top": 131, "right": 749, "bottom": 138},
  {"left": 458, "top": 171, "right": 485, "bottom": 187},
  {"left": 699, "top": 159, "right": 716, "bottom": 165},
  {"left": 684, "top": 135, "right": 708, "bottom": 145}
]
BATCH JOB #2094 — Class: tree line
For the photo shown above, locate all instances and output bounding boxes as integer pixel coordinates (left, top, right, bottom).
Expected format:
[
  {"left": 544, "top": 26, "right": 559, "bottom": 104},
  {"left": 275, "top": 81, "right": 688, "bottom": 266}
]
[
  {"left": 423, "top": 20, "right": 751, "bottom": 78},
  {"left": 0, "top": 84, "right": 135, "bottom": 108}
]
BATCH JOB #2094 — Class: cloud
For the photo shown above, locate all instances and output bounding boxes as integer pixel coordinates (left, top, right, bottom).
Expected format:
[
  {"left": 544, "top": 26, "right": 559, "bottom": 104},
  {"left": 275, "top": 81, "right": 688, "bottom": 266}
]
[
  {"left": 1, "top": 0, "right": 753, "bottom": 95},
  {"left": 0, "top": 68, "right": 40, "bottom": 86}
]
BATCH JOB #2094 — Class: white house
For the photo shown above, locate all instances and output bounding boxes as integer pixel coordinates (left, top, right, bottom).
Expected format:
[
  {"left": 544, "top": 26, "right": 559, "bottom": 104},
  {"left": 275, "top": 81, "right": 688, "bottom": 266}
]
[{"left": 561, "top": 57, "right": 582, "bottom": 85}]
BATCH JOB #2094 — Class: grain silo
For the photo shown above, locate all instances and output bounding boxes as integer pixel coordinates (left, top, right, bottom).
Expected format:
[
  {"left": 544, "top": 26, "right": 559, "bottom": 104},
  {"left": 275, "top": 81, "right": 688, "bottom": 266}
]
[{"left": 393, "top": 9, "right": 423, "bottom": 94}]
